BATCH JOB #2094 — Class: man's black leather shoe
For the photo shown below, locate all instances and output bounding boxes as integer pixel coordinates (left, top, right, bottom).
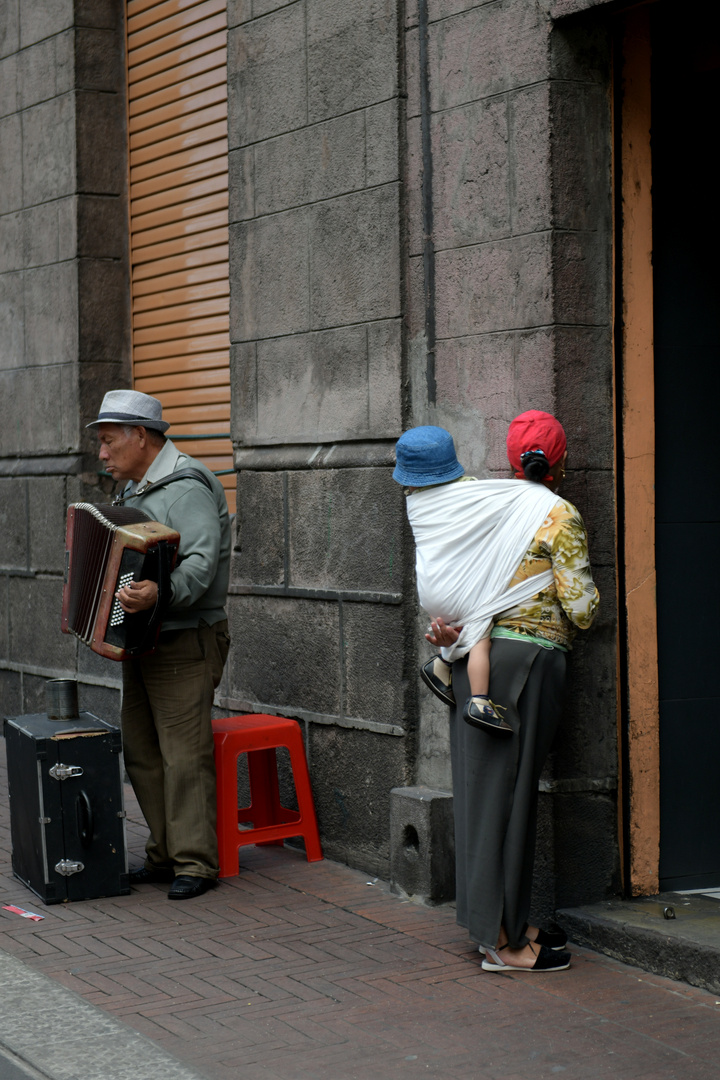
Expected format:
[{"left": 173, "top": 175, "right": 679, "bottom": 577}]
[
  {"left": 129, "top": 865, "right": 174, "bottom": 885},
  {"left": 167, "top": 875, "right": 217, "bottom": 900}
]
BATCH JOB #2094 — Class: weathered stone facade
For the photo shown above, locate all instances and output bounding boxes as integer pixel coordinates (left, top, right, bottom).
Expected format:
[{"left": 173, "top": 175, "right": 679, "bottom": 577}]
[
  {"left": 0, "top": 0, "right": 129, "bottom": 722},
  {"left": 1, "top": 0, "right": 621, "bottom": 913}
]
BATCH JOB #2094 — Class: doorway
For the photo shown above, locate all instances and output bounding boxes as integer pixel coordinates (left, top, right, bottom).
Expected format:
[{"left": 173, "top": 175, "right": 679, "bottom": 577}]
[{"left": 652, "top": 6, "right": 720, "bottom": 891}]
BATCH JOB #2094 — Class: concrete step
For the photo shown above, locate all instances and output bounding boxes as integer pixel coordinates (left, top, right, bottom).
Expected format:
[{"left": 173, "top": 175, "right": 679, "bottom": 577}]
[{"left": 558, "top": 892, "right": 720, "bottom": 994}]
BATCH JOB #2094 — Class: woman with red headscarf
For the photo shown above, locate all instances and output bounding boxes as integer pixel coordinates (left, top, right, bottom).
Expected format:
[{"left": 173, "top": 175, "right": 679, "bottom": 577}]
[{"left": 417, "top": 410, "right": 599, "bottom": 972}]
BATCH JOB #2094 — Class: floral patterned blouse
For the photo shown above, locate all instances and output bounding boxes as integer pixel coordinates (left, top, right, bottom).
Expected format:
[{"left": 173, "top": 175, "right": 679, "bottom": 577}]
[{"left": 494, "top": 499, "right": 599, "bottom": 648}]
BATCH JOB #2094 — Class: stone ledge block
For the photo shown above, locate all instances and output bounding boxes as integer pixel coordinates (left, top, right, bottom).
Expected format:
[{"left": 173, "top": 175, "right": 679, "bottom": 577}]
[
  {"left": 76, "top": 92, "right": 126, "bottom": 195},
  {"left": 19, "top": 0, "right": 73, "bottom": 48},
  {"left": 429, "top": 0, "right": 490, "bottom": 17},
  {"left": 553, "top": 326, "right": 613, "bottom": 469},
  {"left": 342, "top": 602, "right": 404, "bottom": 724},
  {"left": 0, "top": 365, "right": 77, "bottom": 456},
  {"left": 75, "top": 27, "right": 123, "bottom": 92},
  {"left": 435, "top": 332, "right": 516, "bottom": 419},
  {"left": 404, "top": 25, "right": 420, "bottom": 120},
  {"left": 227, "top": 594, "right": 340, "bottom": 715},
  {"left": 74, "top": 1, "right": 118, "bottom": 30},
  {"left": 77, "top": 196, "right": 124, "bottom": 259},
  {"left": 9, "top": 575, "right": 76, "bottom": 669},
  {"left": 1, "top": 3, "right": 20, "bottom": 59},
  {"left": 368, "top": 319, "right": 402, "bottom": 436},
  {"left": 366, "top": 98, "right": 399, "bottom": 188},
  {"left": 21, "top": 96, "right": 76, "bottom": 206},
  {"left": 252, "top": 0, "right": 298, "bottom": 19},
  {"left": 229, "top": 342, "right": 256, "bottom": 444},
  {"left": 553, "top": 231, "right": 609, "bottom": 327},
  {"left": 21, "top": 198, "right": 76, "bottom": 267},
  {"left": 232, "top": 470, "right": 285, "bottom": 586},
  {"left": 435, "top": 232, "right": 553, "bottom": 339},
  {"left": 390, "top": 785, "right": 455, "bottom": 902},
  {"left": 307, "top": 0, "right": 398, "bottom": 124},
  {"left": 406, "top": 253, "right": 425, "bottom": 340},
  {"left": 0, "top": 479, "right": 27, "bottom": 571},
  {"left": 510, "top": 82, "right": 551, "bottom": 235},
  {"left": 429, "top": 1, "right": 548, "bottom": 112},
  {"left": 227, "top": 8, "right": 307, "bottom": 148},
  {"left": 227, "top": 0, "right": 252, "bottom": 27},
  {"left": 433, "top": 97, "right": 509, "bottom": 250},
  {"left": 24, "top": 262, "right": 79, "bottom": 367},
  {"left": 18, "top": 35, "right": 63, "bottom": 109},
  {"left": 550, "top": 16, "right": 611, "bottom": 85},
  {"left": 560, "top": 624, "right": 618, "bottom": 779},
  {"left": 229, "top": 211, "right": 309, "bottom": 341},
  {"left": 249, "top": 320, "right": 400, "bottom": 445},
  {"left": 405, "top": 116, "right": 423, "bottom": 258},
  {"left": 228, "top": 147, "right": 254, "bottom": 223},
  {"left": 308, "top": 724, "right": 407, "bottom": 878},
  {"left": 254, "top": 111, "right": 366, "bottom": 218},
  {"left": 28, "top": 476, "right": 67, "bottom": 573},
  {"left": 254, "top": 324, "right": 366, "bottom": 444},
  {"left": 554, "top": 791, "right": 620, "bottom": 908},
  {"left": 0, "top": 270, "right": 24, "bottom": 365},
  {"left": 78, "top": 259, "right": 130, "bottom": 364},
  {"left": 309, "top": 185, "right": 401, "bottom": 328},
  {"left": 0, "top": 115, "right": 23, "bottom": 214},
  {"left": 79, "top": 683, "right": 121, "bottom": 727},
  {"left": 0, "top": 210, "right": 22, "bottom": 272},
  {"left": 550, "top": 82, "right": 611, "bottom": 233},
  {"left": 0, "top": 670, "right": 21, "bottom": 718},
  {"left": 287, "top": 467, "right": 401, "bottom": 593},
  {"left": 0, "top": 54, "right": 18, "bottom": 118},
  {"left": 514, "top": 327, "right": 556, "bottom": 416}
]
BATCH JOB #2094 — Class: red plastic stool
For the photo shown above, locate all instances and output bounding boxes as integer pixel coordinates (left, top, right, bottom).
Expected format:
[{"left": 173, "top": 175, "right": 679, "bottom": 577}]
[{"left": 212, "top": 714, "right": 323, "bottom": 878}]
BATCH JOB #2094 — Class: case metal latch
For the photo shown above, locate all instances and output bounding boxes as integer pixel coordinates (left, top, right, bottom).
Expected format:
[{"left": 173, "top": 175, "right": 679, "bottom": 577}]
[
  {"left": 48, "top": 763, "right": 84, "bottom": 781},
  {"left": 55, "top": 859, "right": 85, "bottom": 876}
]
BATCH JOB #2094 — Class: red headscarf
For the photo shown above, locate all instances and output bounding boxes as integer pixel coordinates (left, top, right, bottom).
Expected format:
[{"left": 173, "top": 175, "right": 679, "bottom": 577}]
[{"left": 506, "top": 410, "right": 567, "bottom": 482}]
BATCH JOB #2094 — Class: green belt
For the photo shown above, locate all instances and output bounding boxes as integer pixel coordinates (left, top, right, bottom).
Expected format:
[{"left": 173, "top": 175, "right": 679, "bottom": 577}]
[{"left": 490, "top": 627, "right": 569, "bottom": 653}]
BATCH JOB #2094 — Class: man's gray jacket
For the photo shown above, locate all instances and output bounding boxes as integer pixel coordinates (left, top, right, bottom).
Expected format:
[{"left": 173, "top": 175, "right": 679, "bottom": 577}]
[{"left": 119, "top": 439, "right": 231, "bottom": 631}]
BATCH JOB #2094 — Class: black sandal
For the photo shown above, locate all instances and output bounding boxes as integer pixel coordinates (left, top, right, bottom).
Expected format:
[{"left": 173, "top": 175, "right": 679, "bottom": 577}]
[{"left": 482, "top": 942, "right": 571, "bottom": 972}]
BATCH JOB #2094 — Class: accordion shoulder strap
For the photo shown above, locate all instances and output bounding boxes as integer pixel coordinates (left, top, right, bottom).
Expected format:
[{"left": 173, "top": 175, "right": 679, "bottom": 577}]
[{"left": 113, "top": 468, "right": 213, "bottom": 505}]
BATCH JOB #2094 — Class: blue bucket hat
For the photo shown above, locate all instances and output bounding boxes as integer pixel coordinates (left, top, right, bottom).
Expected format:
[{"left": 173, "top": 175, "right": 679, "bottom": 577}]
[{"left": 393, "top": 426, "right": 464, "bottom": 487}]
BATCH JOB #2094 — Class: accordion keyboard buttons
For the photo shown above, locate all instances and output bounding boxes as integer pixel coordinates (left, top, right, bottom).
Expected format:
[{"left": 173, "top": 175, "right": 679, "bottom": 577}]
[{"left": 109, "top": 572, "right": 134, "bottom": 628}]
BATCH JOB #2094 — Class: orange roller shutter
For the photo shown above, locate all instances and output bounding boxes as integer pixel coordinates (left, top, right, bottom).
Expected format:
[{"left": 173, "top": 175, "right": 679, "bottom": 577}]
[{"left": 127, "top": 0, "right": 234, "bottom": 510}]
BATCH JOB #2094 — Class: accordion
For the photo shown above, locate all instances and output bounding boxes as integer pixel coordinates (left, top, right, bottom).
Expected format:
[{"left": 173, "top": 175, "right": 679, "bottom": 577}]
[{"left": 61, "top": 503, "right": 180, "bottom": 661}]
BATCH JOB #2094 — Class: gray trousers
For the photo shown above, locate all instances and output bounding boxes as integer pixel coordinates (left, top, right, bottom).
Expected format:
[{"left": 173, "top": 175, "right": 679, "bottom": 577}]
[
  {"left": 450, "top": 638, "right": 567, "bottom": 950},
  {"left": 121, "top": 620, "right": 230, "bottom": 879}
]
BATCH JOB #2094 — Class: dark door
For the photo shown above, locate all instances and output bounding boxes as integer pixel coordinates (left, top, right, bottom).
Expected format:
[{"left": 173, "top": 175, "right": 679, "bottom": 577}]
[{"left": 652, "top": 9, "right": 720, "bottom": 890}]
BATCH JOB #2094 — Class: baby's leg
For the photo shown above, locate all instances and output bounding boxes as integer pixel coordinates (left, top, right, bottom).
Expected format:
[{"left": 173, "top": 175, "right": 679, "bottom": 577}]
[
  {"left": 466, "top": 638, "right": 491, "bottom": 697},
  {"left": 463, "top": 638, "right": 511, "bottom": 737}
]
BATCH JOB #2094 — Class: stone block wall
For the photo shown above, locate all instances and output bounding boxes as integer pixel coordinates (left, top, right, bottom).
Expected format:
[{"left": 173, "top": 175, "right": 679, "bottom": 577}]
[
  {"left": 0, "top": 0, "right": 128, "bottom": 721},
  {"left": 0, "top": 0, "right": 622, "bottom": 905},
  {"left": 404, "top": 0, "right": 620, "bottom": 910},
  {"left": 224, "top": 0, "right": 620, "bottom": 898},
  {"left": 225, "top": 0, "right": 413, "bottom": 875}
]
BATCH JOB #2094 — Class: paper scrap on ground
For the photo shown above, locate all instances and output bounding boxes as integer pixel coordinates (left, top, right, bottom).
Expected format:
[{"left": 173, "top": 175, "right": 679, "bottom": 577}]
[{"left": 2, "top": 904, "right": 44, "bottom": 921}]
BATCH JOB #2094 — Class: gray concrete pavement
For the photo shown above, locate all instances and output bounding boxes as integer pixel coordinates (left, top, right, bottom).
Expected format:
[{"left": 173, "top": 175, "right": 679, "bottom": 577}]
[{"left": 0, "top": 951, "right": 207, "bottom": 1080}]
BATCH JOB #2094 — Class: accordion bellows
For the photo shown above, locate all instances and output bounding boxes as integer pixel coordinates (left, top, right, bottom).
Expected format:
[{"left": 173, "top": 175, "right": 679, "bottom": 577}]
[{"left": 61, "top": 503, "right": 180, "bottom": 660}]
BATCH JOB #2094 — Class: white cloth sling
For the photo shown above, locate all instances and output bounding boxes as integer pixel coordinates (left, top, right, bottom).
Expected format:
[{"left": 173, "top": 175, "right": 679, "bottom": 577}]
[{"left": 406, "top": 479, "right": 562, "bottom": 662}]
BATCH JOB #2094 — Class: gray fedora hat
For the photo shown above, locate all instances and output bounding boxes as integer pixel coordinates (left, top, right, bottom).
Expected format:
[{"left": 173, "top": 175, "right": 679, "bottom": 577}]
[{"left": 86, "top": 389, "right": 170, "bottom": 433}]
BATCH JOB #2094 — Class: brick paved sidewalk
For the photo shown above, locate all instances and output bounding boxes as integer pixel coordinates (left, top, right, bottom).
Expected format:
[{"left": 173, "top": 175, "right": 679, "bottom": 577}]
[{"left": 2, "top": 739, "right": 720, "bottom": 1080}]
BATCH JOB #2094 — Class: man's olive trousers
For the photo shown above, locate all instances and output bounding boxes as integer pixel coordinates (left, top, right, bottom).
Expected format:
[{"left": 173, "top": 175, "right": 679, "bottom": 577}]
[{"left": 121, "top": 620, "right": 230, "bottom": 879}]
